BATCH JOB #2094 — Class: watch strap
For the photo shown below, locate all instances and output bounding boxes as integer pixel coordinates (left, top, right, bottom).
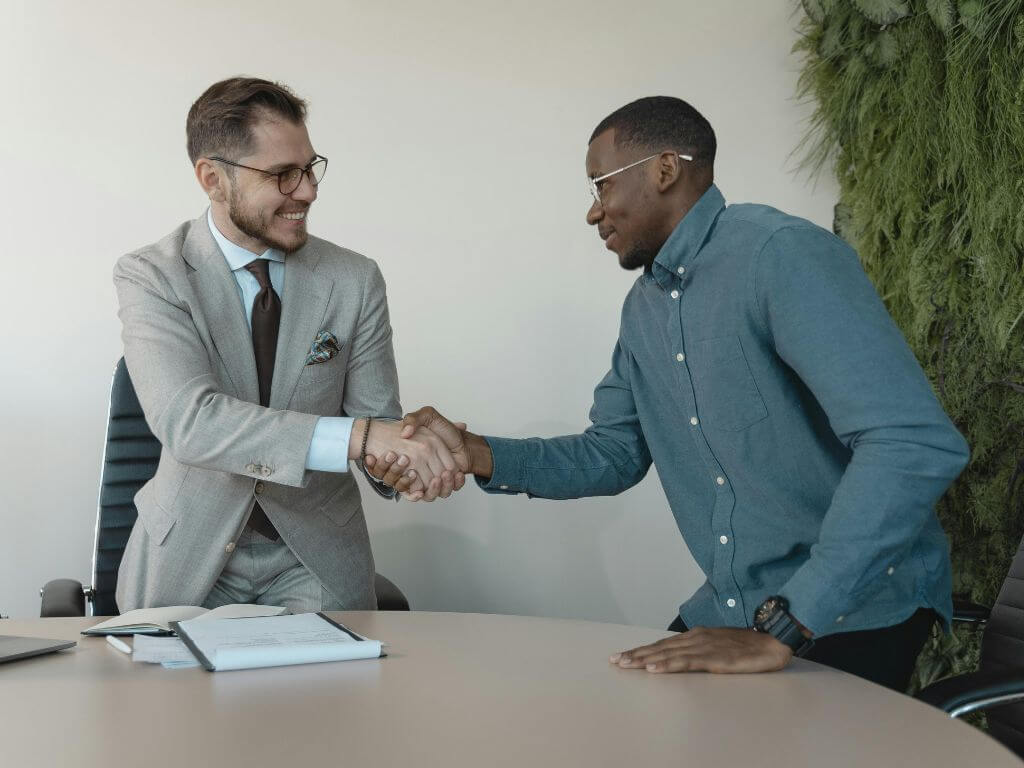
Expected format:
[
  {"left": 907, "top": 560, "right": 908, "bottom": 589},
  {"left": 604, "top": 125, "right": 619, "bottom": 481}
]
[{"left": 772, "top": 615, "right": 814, "bottom": 657}]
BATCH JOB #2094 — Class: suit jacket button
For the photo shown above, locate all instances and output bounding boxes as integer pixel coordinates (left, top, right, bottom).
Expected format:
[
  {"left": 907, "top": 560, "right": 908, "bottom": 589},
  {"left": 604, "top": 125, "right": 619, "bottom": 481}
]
[
  {"left": 254, "top": 482, "right": 264, "bottom": 495},
  {"left": 225, "top": 542, "right": 236, "bottom": 553}
]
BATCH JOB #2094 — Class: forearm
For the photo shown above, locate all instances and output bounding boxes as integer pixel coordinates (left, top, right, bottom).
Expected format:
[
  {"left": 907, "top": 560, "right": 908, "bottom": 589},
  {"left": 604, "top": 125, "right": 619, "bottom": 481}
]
[
  {"left": 347, "top": 418, "right": 370, "bottom": 460},
  {"left": 781, "top": 430, "right": 968, "bottom": 635},
  {"left": 475, "top": 429, "right": 651, "bottom": 499},
  {"left": 464, "top": 431, "right": 494, "bottom": 479},
  {"left": 152, "top": 373, "right": 319, "bottom": 487}
]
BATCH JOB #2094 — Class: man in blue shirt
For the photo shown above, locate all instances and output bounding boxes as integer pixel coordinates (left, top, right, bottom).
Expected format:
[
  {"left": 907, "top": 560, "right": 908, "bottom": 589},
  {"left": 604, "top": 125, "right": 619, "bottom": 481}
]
[{"left": 366, "top": 97, "right": 969, "bottom": 690}]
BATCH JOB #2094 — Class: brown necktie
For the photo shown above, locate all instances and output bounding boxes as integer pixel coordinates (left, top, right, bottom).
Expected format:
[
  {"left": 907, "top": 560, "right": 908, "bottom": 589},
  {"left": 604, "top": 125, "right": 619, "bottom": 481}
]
[{"left": 243, "top": 259, "right": 280, "bottom": 540}]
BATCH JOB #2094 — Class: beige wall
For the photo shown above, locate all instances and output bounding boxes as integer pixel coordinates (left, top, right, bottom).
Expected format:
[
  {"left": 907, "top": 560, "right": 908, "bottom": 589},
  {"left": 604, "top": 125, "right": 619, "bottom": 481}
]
[{"left": 0, "top": 0, "right": 837, "bottom": 621}]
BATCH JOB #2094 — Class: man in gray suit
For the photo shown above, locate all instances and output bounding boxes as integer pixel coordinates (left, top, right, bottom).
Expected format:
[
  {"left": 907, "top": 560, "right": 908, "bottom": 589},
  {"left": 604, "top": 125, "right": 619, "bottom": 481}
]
[{"left": 114, "top": 77, "right": 461, "bottom": 613}]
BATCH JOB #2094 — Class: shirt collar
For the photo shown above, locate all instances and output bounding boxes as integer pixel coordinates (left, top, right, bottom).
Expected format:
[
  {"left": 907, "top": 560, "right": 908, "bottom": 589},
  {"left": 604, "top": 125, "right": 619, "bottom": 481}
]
[
  {"left": 650, "top": 184, "right": 726, "bottom": 289},
  {"left": 206, "top": 208, "right": 285, "bottom": 272}
]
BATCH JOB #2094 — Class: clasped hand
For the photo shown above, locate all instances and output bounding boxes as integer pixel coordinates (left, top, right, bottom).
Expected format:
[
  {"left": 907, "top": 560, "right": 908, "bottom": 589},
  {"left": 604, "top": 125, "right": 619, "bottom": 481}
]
[{"left": 363, "top": 408, "right": 470, "bottom": 501}]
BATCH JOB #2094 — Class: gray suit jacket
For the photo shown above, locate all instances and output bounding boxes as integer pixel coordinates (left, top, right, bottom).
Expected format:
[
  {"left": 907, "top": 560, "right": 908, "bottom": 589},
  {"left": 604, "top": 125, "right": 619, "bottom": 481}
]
[{"left": 112, "top": 214, "right": 400, "bottom": 611}]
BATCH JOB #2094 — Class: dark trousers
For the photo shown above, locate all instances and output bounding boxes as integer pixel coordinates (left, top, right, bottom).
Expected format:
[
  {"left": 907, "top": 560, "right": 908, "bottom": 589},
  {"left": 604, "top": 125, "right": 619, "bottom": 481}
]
[{"left": 666, "top": 608, "right": 936, "bottom": 692}]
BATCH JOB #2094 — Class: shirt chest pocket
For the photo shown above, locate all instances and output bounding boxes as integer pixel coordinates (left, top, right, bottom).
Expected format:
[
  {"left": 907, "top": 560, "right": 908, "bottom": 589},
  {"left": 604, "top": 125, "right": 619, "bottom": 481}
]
[{"left": 688, "top": 336, "right": 768, "bottom": 432}]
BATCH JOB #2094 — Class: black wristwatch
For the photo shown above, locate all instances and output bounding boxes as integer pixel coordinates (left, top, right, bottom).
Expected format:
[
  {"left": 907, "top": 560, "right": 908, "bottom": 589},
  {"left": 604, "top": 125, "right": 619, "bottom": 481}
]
[{"left": 753, "top": 595, "right": 814, "bottom": 657}]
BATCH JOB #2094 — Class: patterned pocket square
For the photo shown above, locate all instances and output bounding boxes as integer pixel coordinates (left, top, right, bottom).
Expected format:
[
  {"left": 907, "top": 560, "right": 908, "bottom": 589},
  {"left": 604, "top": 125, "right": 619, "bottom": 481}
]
[{"left": 305, "top": 330, "right": 342, "bottom": 365}]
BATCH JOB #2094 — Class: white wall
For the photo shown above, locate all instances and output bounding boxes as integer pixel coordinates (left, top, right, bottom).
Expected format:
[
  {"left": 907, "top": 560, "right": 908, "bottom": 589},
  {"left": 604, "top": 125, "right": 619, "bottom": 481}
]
[{"left": 0, "top": 1, "right": 837, "bottom": 622}]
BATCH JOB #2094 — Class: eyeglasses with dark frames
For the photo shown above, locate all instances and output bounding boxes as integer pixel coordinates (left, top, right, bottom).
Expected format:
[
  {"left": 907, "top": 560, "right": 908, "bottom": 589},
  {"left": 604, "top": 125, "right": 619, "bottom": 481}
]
[{"left": 208, "top": 154, "right": 328, "bottom": 195}]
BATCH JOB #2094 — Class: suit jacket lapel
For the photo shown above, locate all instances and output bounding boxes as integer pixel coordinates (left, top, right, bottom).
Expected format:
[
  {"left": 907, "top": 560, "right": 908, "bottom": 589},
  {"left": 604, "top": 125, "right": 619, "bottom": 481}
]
[
  {"left": 270, "top": 243, "right": 332, "bottom": 410},
  {"left": 183, "top": 216, "right": 260, "bottom": 403}
]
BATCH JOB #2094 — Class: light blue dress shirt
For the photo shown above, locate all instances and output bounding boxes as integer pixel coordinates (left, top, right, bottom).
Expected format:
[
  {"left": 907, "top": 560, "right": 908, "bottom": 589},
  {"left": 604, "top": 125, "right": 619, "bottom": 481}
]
[
  {"left": 476, "top": 185, "right": 968, "bottom": 637},
  {"left": 206, "top": 210, "right": 353, "bottom": 472}
]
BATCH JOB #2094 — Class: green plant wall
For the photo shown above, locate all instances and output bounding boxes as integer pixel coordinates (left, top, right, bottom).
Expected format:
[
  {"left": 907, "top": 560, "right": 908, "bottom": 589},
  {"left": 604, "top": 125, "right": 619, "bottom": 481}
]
[{"left": 793, "top": 0, "right": 1024, "bottom": 689}]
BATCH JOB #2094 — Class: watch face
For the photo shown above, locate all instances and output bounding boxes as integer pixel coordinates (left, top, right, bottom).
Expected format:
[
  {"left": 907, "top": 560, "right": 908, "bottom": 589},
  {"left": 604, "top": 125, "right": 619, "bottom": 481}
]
[{"left": 756, "top": 597, "right": 780, "bottom": 624}]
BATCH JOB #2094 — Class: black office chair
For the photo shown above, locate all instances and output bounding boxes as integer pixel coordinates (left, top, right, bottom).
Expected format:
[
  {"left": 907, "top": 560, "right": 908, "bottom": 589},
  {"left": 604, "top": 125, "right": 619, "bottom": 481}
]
[
  {"left": 40, "top": 358, "right": 409, "bottom": 617},
  {"left": 917, "top": 533, "right": 1024, "bottom": 757}
]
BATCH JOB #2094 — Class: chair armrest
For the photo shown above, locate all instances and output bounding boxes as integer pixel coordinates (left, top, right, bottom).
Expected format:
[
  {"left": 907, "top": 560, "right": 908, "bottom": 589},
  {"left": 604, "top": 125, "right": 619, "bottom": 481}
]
[
  {"left": 952, "top": 597, "right": 991, "bottom": 625},
  {"left": 917, "top": 670, "right": 1024, "bottom": 717},
  {"left": 40, "top": 579, "right": 86, "bottom": 617},
  {"left": 374, "top": 573, "right": 409, "bottom": 611}
]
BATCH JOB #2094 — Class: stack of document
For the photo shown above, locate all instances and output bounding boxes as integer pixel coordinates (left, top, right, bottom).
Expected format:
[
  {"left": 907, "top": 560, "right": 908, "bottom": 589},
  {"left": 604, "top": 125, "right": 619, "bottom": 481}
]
[
  {"left": 131, "top": 635, "right": 201, "bottom": 668},
  {"left": 173, "top": 613, "right": 384, "bottom": 671}
]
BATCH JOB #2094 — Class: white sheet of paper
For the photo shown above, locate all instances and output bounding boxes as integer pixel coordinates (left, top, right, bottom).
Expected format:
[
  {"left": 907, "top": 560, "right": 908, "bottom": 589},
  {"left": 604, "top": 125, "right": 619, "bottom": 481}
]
[{"left": 132, "top": 635, "right": 200, "bottom": 667}]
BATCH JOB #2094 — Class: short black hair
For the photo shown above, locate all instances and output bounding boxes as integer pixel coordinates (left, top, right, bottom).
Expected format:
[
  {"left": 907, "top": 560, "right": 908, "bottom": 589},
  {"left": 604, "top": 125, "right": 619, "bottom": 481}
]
[{"left": 590, "top": 96, "right": 716, "bottom": 170}]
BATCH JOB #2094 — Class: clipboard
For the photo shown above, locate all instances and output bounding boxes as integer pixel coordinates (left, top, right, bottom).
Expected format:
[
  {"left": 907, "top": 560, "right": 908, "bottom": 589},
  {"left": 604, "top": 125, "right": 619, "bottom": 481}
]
[{"left": 171, "top": 612, "right": 385, "bottom": 672}]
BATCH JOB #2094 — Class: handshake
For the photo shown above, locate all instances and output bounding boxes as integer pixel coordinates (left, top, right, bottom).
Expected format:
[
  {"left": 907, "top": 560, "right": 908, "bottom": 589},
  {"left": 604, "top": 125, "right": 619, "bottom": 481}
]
[{"left": 359, "top": 407, "right": 491, "bottom": 501}]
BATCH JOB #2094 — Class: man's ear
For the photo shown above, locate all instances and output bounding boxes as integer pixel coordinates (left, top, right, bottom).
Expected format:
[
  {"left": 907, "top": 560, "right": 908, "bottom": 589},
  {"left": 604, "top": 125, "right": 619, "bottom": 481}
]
[
  {"left": 655, "top": 151, "right": 684, "bottom": 193},
  {"left": 195, "top": 159, "right": 228, "bottom": 203}
]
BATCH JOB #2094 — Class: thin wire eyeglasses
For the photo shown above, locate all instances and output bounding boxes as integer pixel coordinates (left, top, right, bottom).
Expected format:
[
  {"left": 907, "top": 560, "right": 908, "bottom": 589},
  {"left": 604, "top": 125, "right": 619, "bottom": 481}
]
[
  {"left": 208, "top": 154, "right": 328, "bottom": 195},
  {"left": 587, "top": 152, "right": 693, "bottom": 204}
]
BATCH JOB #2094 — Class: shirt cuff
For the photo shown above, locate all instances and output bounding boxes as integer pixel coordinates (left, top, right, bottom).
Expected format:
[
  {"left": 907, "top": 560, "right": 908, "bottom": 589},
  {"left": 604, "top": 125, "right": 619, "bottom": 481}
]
[
  {"left": 779, "top": 560, "right": 852, "bottom": 638},
  {"left": 473, "top": 436, "right": 526, "bottom": 495},
  {"left": 305, "top": 417, "right": 356, "bottom": 472}
]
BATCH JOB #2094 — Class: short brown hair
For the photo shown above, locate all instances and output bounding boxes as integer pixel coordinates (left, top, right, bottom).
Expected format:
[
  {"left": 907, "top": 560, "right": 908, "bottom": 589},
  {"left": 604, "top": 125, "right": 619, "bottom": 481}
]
[{"left": 186, "top": 77, "right": 307, "bottom": 165}]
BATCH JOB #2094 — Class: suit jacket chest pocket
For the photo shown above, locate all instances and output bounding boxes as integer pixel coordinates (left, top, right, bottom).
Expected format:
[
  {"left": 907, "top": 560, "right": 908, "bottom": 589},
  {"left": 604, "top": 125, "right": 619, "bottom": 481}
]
[
  {"left": 689, "top": 336, "right": 768, "bottom": 432},
  {"left": 298, "top": 343, "right": 349, "bottom": 388}
]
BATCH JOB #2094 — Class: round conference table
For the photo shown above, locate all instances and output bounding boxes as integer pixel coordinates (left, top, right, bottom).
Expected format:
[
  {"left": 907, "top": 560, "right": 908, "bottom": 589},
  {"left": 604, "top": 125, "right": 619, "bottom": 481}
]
[{"left": 0, "top": 612, "right": 1018, "bottom": 767}]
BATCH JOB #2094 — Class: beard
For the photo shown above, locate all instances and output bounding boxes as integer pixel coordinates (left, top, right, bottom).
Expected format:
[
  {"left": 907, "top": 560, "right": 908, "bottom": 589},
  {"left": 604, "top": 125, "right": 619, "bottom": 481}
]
[
  {"left": 619, "top": 242, "right": 658, "bottom": 271},
  {"left": 228, "top": 185, "right": 308, "bottom": 254}
]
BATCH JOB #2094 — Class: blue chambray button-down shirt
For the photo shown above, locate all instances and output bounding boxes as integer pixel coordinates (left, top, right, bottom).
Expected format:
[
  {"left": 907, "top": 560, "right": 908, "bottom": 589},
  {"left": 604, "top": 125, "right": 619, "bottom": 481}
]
[{"left": 477, "top": 185, "right": 968, "bottom": 637}]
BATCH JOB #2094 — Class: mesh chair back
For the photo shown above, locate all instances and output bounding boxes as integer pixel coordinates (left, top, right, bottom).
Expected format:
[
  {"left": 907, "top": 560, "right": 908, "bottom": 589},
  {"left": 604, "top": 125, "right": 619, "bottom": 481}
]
[
  {"left": 91, "top": 358, "right": 161, "bottom": 616},
  {"left": 981, "top": 532, "right": 1024, "bottom": 753}
]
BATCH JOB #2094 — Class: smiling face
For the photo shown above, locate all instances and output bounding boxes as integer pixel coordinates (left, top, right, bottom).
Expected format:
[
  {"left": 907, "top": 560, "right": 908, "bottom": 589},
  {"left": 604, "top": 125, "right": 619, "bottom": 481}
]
[
  {"left": 585, "top": 128, "right": 676, "bottom": 271},
  {"left": 209, "top": 115, "right": 318, "bottom": 254}
]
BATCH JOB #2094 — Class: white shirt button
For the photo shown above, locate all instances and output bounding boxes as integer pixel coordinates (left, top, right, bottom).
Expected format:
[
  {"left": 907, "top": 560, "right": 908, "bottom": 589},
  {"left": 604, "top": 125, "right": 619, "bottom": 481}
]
[
  {"left": 670, "top": 290, "right": 679, "bottom": 299},
  {"left": 887, "top": 566, "right": 895, "bottom": 575},
  {"left": 499, "top": 485, "right": 509, "bottom": 490},
  {"left": 690, "top": 417, "right": 698, "bottom": 426},
  {"left": 245, "top": 463, "right": 256, "bottom": 473},
  {"left": 677, "top": 266, "right": 685, "bottom": 274},
  {"left": 726, "top": 598, "right": 736, "bottom": 608},
  {"left": 836, "top": 615, "right": 845, "bottom": 623},
  {"left": 675, "top": 352, "right": 685, "bottom": 362},
  {"left": 261, "top": 467, "right": 271, "bottom": 477},
  {"left": 716, "top": 476, "right": 725, "bottom": 486},
  {"left": 719, "top": 535, "right": 728, "bottom": 544},
  {"left": 225, "top": 542, "right": 236, "bottom": 554}
]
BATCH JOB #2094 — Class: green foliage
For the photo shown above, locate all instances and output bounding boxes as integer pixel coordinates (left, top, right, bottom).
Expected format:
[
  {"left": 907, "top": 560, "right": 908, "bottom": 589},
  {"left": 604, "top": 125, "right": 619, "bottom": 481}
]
[{"left": 793, "top": 0, "right": 1024, "bottom": 691}]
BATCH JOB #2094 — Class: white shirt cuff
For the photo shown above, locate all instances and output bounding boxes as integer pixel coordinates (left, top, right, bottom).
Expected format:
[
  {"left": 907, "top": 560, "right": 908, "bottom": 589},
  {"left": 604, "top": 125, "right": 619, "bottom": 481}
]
[{"left": 305, "top": 417, "right": 356, "bottom": 472}]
